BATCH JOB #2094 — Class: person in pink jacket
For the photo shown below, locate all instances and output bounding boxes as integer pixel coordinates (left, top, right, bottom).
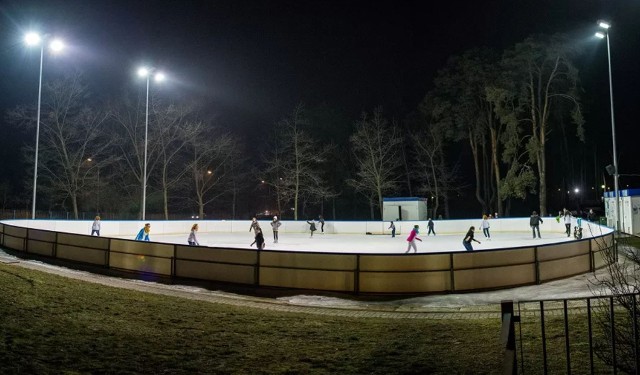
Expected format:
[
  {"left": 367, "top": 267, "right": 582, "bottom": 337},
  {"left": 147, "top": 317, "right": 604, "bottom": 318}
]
[{"left": 405, "top": 225, "right": 422, "bottom": 253}]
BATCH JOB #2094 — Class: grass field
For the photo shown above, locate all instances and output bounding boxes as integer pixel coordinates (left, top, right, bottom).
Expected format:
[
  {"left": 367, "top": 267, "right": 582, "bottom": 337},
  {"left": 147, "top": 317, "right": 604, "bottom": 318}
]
[{"left": 0, "top": 263, "right": 504, "bottom": 374}]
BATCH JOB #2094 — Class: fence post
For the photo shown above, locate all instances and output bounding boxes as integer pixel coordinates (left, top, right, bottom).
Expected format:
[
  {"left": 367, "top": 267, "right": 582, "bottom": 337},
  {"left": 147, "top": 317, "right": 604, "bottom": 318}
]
[{"left": 501, "top": 300, "right": 518, "bottom": 375}]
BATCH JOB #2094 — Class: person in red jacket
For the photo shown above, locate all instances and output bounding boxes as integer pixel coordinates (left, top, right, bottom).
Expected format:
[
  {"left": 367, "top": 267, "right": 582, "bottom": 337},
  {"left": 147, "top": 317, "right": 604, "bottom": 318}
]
[{"left": 405, "top": 225, "right": 422, "bottom": 253}]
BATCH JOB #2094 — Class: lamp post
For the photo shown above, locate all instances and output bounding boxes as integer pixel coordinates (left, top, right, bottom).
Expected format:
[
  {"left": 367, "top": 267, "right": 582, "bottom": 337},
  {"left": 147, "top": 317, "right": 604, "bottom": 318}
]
[
  {"left": 25, "top": 32, "right": 64, "bottom": 219},
  {"left": 595, "top": 21, "right": 620, "bottom": 232},
  {"left": 137, "top": 67, "right": 165, "bottom": 220}
]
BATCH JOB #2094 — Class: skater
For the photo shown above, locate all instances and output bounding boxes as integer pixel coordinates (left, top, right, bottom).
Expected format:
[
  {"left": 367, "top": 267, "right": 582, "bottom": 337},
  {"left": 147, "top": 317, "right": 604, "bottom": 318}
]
[
  {"left": 91, "top": 216, "right": 101, "bottom": 236},
  {"left": 318, "top": 215, "right": 325, "bottom": 234},
  {"left": 254, "top": 227, "right": 265, "bottom": 250},
  {"left": 405, "top": 225, "right": 422, "bottom": 253},
  {"left": 530, "top": 211, "right": 543, "bottom": 238},
  {"left": 135, "top": 223, "right": 151, "bottom": 241},
  {"left": 462, "top": 226, "right": 481, "bottom": 251},
  {"left": 388, "top": 221, "right": 396, "bottom": 238},
  {"left": 587, "top": 209, "right": 595, "bottom": 222},
  {"left": 249, "top": 217, "right": 261, "bottom": 233},
  {"left": 427, "top": 218, "right": 436, "bottom": 236},
  {"left": 574, "top": 217, "right": 583, "bottom": 239},
  {"left": 564, "top": 211, "right": 572, "bottom": 237},
  {"left": 271, "top": 216, "right": 281, "bottom": 243},
  {"left": 306, "top": 219, "right": 317, "bottom": 237},
  {"left": 188, "top": 223, "right": 200, "bottom": 246},
  {"left": 480, "top": 214, "right": 491, "bottom": 239}
]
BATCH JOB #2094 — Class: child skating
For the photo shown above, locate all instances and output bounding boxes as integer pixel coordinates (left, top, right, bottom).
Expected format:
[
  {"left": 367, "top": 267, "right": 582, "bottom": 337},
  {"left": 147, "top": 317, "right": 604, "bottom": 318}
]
[{"left": 480, "top": 214, "right": 491, "bottom": 240}]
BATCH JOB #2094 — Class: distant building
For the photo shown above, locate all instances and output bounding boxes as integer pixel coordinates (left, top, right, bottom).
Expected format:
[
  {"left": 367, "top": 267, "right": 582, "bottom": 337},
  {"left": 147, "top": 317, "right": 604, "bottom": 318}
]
[
  {"left": 604, "top": 188, "right": 640, "bottom": 235},
  {"left": 382, "top": 197, "right": 428, "bottom": 221}
]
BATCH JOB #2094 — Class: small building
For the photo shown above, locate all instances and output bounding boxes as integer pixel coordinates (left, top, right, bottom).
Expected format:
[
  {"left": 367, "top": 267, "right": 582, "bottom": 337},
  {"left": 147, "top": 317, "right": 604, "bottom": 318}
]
[
  {"left": 382, "top": 197, "right": 428, "bottom": 221},
  {"left": 604, "top": 189, "right": 640, "bottom": 235}
]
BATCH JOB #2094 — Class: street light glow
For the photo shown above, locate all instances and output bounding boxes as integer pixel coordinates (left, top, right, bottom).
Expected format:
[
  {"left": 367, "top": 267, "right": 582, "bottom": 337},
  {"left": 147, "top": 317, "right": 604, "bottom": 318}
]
[
  {"left": 574, "top": 188, "right": 580, "bottom": 193},
  {"left": 49, "top": 39, "right": 64, "bottom": 52},
  {"left": 25, "top": 32, "right": 41, "bottom": 46},
  {"left": 137, "top": 67, "right": 149, "bottom": 77},
  {"left": 599, "top": 21, "right": 611, "bottom": 29},
  {"left": 154, "top": 72, "right": 165, "bottom": 82},
  {"left": 595, "top": 32, "right": 605, "bottom": 39}
]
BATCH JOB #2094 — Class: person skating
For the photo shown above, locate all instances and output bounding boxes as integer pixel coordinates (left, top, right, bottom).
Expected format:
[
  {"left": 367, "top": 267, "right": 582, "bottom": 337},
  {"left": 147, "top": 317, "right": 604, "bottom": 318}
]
[
  {"left": 188, "top": 223, "right": 200, "bottom": 246},
  {"left": 254, "top": 227, "right": 265, "bottom": 250},
  {"left": 480, "top": 214, "right": 491, "bottom": 240},
  {"left": 249, "top": 217, "right": 260, "bottom": 233},
  {"left": 388, "top": 221, "right": 396, "bottom": 238},
  {"left": 462, "top": 226, "right": 481, "bottom": 251},
  {"left": 271, "top": 216, "right": 281, "bottom": 243},
  {"left": 135, "top": 223, "right": 151, "bottom": 241},
  {"left": 405, "top": 225, "right": 422, "bottom": 253},
  {"left": 530, "top": 211, "right": 543, "bottom": 238},
  {"left": 318, "top": 215, "right": 325, "bottom": 234},
  {"left": 306, "top": 219, "right": 317, "bottom": 237},
  {"left": 91, "top": 216, "right": 101, "bottom": 236},
  {"left": 427, "top": 218, "right": 436, "bottom": 236},
  {"left": 563, "top": 211, "right": 572, "bottom": 237}
]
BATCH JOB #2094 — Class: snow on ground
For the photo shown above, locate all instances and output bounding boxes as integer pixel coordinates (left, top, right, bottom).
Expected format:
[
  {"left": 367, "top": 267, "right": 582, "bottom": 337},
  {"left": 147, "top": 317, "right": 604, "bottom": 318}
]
[{"left": 138, "top": 230, "right": 579, "bottom": 254}]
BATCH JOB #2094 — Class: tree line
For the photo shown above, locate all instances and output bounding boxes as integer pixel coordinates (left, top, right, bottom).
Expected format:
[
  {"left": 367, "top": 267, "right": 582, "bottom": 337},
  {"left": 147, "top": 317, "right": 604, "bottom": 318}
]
[{"left": 5, "top": 33, "right": 595, "bottom": 220}]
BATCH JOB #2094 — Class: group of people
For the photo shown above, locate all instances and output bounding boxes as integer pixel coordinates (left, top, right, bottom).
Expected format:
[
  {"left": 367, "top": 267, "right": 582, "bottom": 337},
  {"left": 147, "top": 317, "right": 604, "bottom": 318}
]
[{"left": 402, "top": 214, "right": 492, "bottom": 253}]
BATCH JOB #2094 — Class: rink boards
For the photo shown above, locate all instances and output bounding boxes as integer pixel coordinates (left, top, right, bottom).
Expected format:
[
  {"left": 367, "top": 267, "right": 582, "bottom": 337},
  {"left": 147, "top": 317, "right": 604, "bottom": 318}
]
[{"left": 0, "top": 219, "right": 615, "bottom": 294}]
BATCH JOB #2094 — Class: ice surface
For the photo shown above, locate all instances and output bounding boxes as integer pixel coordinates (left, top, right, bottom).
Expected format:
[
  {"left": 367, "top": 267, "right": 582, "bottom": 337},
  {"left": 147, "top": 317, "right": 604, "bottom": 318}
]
[{"left": 145, "top": 230, "right": 580, "bottom": 254}]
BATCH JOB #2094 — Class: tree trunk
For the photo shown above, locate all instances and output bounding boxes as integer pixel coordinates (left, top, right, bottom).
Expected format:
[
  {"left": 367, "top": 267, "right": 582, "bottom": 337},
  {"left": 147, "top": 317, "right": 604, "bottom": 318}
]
[
  {"left": 470, "top": 133, "right": 487, "bottom": 214},
  {"left": 72, "top": 194, "right": 79, "bottom": 219},
  {"left": 490, "top": 127, "right": 502, "bottom": 216}
]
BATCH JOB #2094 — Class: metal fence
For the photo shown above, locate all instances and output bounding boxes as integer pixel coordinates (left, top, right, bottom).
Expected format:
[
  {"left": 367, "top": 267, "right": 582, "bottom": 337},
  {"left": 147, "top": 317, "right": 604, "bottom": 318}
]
[{"left": 501, "top": 293, "right": 640, "bottom": 374}]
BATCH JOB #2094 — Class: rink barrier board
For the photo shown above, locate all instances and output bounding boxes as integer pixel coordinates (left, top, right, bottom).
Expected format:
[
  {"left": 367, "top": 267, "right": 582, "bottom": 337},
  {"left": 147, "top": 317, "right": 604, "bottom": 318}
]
[{"left": 0, "top": 220, "right": 616, "bottom": 295}]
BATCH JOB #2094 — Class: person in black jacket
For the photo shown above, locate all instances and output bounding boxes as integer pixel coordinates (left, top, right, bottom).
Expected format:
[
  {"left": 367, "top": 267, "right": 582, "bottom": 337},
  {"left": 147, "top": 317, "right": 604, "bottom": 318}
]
[
  {"left": 462, "top": 226, "right": 481, "bottom": 251},
  {"left": 530, "top": 211, "right": 544, "bottom": 239},
  {"left": 306, "top": 219, "right": 317, "bottom": 238}
]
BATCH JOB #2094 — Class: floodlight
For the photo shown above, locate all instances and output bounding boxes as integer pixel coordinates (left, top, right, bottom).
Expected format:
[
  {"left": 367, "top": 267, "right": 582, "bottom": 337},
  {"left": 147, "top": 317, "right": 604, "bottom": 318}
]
[
  {"left": 598, "top": 21, "right": 611, "bottom": 29},
  {"left": 25, "top": 32, "right": 41, "bottom": 46},
  {"left": 154, "top": 72, "right": 165, "bottom": 82},
  {"left": 138, "top": 67, "right": 149, "bottom": 77},
  {"left": 49, "top": 39, "right": 64, "bottom": 52},
  {"left": 595, "top": 32, "right": 605, "bottom": 39}
]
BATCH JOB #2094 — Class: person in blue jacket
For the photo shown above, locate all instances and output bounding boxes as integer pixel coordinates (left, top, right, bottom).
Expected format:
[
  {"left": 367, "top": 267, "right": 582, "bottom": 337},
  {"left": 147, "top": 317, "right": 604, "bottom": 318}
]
[{"left": 135, "top": 223, "right": 151, "bottom": 241}]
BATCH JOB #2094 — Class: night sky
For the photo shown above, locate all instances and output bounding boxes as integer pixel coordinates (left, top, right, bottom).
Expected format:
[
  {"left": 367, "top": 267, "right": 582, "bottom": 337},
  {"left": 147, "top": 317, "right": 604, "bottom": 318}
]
[{"left": 1, "top": 0, "right": 639, "bottom": 204}]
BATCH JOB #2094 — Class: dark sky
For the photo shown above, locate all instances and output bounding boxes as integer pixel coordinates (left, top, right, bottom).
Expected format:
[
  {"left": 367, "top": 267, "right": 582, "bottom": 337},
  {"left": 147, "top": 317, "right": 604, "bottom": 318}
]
[{"left": 1, "top": 0, "right": 639, "bottom": 182}]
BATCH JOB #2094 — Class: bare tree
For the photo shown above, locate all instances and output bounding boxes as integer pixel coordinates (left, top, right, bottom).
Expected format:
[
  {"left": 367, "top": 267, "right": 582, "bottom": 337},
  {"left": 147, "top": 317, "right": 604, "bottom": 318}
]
[
  {"left": 498, "top": 34, "right": 584, "bottom": 216},
  {"left": 9, "top": 73, "right": 115, "bottom": 218},
  {"left": 347, "top": 107, "right": 402, "bottom": 220},
  {"left": 264, "top": 104, "right": 327, "bottom": 220},
  {"left": 151, "top": 103, "right": 203, "bottom": 219},
  {"left": 187, "top": 128, "right": 238, "bottom": 218}
]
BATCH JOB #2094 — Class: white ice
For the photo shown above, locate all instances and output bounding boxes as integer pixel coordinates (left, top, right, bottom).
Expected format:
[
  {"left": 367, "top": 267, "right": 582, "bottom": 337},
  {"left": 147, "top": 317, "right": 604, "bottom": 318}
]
[{"left": 144, "top": 230, "right": 579, "bottom": 254}]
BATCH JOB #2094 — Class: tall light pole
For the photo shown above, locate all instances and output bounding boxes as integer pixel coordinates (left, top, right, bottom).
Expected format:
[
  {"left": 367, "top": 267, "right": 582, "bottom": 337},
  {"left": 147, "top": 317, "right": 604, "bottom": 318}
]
[
  {"left": 24, "top": 32, "right": 64, "bottom": 220},
  {"left": 596, "top": 21, "right": 620, "bottom": 232},
  {"left": 137, "top": 67, "right": 165, "bottom": 220}
]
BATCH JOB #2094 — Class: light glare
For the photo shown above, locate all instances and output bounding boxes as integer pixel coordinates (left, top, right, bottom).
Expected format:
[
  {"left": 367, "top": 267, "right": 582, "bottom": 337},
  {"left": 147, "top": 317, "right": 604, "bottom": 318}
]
[
  {"left": 49, "top": 39, "right": 64, "bottom": 52},
  {"left": 154, "top": 72, "right": 165, "bottom": 82},
  {"left": 595, "top": 32, "right": 605, "bottom": 39},
  {"left": 598, "top": 21, "right": 611, "bottom": 29},
  {"left": 138, "top": 67, "right": 149, "bottom": 77},
  {"left": 25, "top": 32, "right": 41, "bottom": 46}
]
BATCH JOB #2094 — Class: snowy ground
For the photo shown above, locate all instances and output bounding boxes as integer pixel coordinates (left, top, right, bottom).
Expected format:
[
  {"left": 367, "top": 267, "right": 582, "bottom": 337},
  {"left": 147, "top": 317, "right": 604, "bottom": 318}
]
[{"left": 138, "top": 230, "right": 580, "bottom": 254}]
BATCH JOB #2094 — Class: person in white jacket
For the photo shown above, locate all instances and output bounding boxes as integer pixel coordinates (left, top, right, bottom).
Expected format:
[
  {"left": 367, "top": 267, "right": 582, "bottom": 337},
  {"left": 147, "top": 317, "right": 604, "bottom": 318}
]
[
  {"left": 564, "top": 211, "right": 572, "bottom": 237},
  {"left": 480, "top": 214, "right": 491, "bottom": 240},
  {"left": 91, "top": 216, "right": 101, "bottom": 236},
  {"left": 188, "top": 223, "right": 200, "bottom": 246}
]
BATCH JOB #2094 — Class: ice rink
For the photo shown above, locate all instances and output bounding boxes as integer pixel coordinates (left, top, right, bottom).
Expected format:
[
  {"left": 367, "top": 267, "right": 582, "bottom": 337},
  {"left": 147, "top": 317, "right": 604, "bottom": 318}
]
[{"left": 142, "top": 230, "right": 579, "bottom": 254}]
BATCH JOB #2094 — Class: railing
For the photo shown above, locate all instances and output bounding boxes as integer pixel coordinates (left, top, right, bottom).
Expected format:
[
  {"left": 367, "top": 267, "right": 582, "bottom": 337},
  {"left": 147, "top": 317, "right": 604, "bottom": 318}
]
[
  {"left": 501, "top": 300, "right": 519, "bottom": 375},
  {"left": 502, "top": 293, "right": 640, "bottom": 374}
]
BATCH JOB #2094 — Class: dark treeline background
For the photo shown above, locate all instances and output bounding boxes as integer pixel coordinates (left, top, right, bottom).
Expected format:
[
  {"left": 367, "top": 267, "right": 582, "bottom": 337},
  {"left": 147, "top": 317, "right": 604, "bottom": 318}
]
[{"left": 0, "top": 33, "right": 619, "bottom": 221}]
